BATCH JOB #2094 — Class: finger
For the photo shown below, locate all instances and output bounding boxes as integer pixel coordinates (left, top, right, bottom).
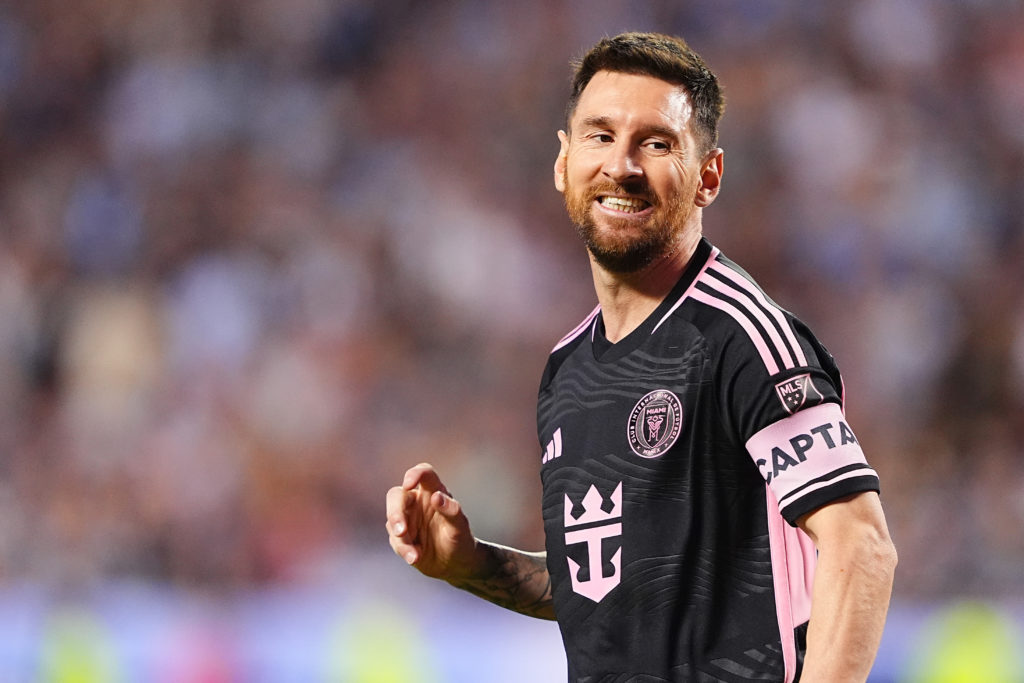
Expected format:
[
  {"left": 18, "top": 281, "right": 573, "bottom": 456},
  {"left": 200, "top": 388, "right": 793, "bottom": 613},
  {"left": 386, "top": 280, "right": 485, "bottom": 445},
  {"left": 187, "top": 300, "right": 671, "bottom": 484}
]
[
  {"left": 385, "top": 517, "right": 406, "bottom": 538},
  {"left": 402, "top": 463, "right": 450, "bottom": 496},
  {"left": 431, "top": 490, "right": 462, "bottom": 520},
  {"left": 401, "top": 463, "right": 434, "bottom": 489},
  {"left": 385, "top": 485, "right": 417, "bottom": 538},
  {"left": 387, "top": 531, "right": 419, "bottom": 565}
]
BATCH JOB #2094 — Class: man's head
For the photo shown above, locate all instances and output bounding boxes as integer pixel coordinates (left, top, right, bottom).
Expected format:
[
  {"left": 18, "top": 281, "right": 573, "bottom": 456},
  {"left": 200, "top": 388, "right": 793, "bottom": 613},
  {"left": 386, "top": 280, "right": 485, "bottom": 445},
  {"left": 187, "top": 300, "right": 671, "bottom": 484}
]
[
  {"left": 566, "top": 32, "right": 724, "bottom": 155},
  {"left": 555, "top": 33, "right": 725, "bottom": 275}
]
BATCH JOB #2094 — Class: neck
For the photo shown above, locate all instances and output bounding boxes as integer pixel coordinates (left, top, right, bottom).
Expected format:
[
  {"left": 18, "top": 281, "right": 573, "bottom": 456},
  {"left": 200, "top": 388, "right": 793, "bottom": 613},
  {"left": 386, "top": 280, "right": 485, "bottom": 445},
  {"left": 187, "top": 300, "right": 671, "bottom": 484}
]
[{"left": 590, "top": 229, "right": 703, "bottom": 343}]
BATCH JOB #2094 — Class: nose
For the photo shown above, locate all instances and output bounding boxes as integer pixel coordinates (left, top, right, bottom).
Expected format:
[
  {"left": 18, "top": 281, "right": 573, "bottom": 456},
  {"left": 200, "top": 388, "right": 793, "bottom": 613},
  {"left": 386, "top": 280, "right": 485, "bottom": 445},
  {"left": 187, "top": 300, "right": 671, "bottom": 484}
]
[{"left": 602, "top": 141, "right": 644, "bottom": 184}]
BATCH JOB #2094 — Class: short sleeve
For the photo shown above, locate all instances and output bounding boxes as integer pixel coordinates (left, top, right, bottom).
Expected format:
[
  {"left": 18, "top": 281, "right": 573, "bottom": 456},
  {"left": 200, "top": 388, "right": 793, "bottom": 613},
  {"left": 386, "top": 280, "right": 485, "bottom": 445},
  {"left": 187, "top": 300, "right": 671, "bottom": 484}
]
[
  {"left": 745, "top": 402, "right": 879, "bottom": 524},
  {"left": 718, "top": 315, "right": 880, "bottom": 526}
]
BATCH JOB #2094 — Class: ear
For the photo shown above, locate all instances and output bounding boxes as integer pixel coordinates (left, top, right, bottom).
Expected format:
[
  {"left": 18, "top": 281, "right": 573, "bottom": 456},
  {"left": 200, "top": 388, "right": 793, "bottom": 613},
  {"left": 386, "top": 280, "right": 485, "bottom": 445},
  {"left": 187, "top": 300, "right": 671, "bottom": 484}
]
[
  {"left": 694, "top": 148, "right": 724, "bottom": 207},
  {"left": 553, "top": 130, "right": 569, "bottom": 193}
]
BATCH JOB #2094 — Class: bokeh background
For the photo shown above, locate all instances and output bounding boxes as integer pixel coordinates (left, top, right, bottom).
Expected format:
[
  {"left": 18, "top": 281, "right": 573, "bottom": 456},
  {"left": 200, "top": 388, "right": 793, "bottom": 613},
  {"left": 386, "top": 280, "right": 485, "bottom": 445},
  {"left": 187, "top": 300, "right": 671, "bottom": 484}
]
[{"left": 1, "top": 0, "right": 1023, "bottom": 680}]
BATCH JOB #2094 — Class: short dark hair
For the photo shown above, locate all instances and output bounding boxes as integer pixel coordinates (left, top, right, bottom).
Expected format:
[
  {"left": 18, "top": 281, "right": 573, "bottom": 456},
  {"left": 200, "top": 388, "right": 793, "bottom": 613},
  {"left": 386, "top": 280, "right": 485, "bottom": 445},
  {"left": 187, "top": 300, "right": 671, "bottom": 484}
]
[{"left": 566, "top": 32, "right": 725, "bottom": 152}]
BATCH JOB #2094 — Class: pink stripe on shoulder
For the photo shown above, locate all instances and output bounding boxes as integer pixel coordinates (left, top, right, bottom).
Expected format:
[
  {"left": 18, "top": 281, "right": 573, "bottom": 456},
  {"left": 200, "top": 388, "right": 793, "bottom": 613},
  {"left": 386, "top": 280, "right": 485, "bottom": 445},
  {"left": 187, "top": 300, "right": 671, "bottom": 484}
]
[
  {"left": 551, "top": 304, "right": 601, "bottom": 353},
  {"left": 700, "top": 265, "right": 796, "bottom": 370},
  {"left": 690, "top": 286, "right": 782, "bottom": 375},
  {"left": 651, "top": 247, "right": 721, "bottom": 333},
  {"left": 706, "top": 262, "right": 807, "bottom": 367}
]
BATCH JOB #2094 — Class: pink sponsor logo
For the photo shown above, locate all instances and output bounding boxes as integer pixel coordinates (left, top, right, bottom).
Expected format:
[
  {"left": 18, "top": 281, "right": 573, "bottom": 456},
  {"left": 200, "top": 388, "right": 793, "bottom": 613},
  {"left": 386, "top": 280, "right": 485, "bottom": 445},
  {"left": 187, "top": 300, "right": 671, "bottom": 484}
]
[{"left": 564, "top": 483, "right": 623, "bottom": 602}]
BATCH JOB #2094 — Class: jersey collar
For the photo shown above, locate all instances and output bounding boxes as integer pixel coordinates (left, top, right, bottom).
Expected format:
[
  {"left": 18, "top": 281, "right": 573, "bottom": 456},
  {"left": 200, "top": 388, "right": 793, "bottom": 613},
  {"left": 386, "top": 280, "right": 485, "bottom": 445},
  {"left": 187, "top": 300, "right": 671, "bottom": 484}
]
[{"left": 592, "top": 237, "right": 714, "bottom": 362}]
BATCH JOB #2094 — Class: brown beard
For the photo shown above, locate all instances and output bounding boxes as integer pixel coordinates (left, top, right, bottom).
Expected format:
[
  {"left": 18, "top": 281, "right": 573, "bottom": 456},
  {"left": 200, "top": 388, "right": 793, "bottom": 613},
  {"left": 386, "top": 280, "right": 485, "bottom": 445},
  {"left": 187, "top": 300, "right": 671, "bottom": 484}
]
[{"left": 563, "top": 174, "right": 693, "bottom": 274}]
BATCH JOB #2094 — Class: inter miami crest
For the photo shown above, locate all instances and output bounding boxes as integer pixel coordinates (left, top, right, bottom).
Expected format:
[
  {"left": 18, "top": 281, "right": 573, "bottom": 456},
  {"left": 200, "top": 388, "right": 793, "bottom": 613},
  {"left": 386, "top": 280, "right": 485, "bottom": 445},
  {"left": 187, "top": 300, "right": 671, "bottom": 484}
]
[
  {"left": 627, "top": 389, "right": 682, "bottom": 458},
  {"left": 774, "top": 373, "right": 824, "bottom": 414}
]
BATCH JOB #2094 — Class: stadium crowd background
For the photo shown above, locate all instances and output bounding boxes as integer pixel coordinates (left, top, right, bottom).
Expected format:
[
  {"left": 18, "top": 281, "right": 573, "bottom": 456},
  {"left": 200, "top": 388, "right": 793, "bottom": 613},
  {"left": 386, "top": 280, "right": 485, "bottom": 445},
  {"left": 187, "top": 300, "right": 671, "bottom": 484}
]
[{"left": 0, "top": 0, "right": 1022, "bottom": 680}]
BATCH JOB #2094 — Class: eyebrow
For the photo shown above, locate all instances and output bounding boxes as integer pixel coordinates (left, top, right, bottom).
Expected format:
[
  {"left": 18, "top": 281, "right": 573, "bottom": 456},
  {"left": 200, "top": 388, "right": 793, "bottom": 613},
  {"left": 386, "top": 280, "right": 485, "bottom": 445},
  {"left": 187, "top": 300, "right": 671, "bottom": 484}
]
[
  {"left": 577, "top": 115, "right": 683, "bottom": 141},
  {"left": 579, "top": 115, "right": 613, "bottom": 130}
]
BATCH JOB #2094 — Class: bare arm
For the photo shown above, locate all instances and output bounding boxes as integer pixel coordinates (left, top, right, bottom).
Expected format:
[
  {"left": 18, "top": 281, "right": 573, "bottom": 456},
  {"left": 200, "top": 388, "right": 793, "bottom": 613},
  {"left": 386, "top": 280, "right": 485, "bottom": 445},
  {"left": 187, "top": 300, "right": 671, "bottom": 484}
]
[
  {"left": 797, "top": 491, "right": 898, "bottom": 682},
  {"left": 449, "top": 541, "right": 554, "bottom": 619},
  {"left": 386, "top": 463, "right": 555, "bottom": 620}
]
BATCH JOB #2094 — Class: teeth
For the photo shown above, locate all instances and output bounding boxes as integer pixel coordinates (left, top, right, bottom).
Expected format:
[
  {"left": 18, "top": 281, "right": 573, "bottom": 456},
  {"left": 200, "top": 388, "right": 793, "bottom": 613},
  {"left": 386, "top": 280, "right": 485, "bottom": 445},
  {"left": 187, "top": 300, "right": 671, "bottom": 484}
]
[{"left": 600, "top": 196, "right": 648, "bottom": 213}]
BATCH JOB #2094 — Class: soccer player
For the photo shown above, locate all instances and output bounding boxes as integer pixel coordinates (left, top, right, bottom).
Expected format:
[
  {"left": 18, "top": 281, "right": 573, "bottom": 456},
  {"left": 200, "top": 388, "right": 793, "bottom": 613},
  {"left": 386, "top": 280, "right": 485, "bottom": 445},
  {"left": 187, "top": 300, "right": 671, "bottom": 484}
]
[{"left": 386, "top": 32, "right": 897, "bottom": 682}]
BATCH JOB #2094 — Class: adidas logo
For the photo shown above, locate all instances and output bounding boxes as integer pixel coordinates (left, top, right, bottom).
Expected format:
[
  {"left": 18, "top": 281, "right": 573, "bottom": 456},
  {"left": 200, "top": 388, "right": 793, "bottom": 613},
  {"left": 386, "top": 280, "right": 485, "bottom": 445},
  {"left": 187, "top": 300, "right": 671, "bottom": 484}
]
[{"left": 542, "top": 428, "right": 562, "bottom": 464}]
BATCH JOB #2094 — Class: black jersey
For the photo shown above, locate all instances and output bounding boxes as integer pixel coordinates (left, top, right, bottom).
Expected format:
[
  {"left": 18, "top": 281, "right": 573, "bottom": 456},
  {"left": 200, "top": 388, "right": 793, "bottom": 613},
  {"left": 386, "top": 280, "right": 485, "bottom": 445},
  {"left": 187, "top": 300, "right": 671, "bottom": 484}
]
[{"left": 537, "top": 238, "right": 879, "bottom": 682}]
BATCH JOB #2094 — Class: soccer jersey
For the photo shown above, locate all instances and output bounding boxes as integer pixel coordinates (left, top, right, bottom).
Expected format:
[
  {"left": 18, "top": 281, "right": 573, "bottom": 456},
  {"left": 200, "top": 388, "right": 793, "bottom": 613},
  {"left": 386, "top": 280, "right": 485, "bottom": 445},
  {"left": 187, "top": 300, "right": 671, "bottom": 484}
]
[{"left": 537, "top": 238, "right": 879, "bottom": 682}]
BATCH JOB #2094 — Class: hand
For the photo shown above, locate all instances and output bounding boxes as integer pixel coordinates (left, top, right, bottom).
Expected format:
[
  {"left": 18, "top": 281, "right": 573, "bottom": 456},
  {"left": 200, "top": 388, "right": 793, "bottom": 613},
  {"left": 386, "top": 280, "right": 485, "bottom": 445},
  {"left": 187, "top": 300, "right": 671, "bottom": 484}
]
[{"left": 385, "top": 463, "right": 479, "bottom": 581}]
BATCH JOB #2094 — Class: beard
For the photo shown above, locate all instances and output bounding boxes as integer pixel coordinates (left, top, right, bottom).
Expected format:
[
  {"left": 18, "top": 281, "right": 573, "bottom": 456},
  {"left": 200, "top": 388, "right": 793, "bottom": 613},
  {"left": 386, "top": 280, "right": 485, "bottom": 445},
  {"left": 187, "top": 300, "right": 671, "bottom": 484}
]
[{"left": 563, "top": 173, "right": 693, "bottom": 274}]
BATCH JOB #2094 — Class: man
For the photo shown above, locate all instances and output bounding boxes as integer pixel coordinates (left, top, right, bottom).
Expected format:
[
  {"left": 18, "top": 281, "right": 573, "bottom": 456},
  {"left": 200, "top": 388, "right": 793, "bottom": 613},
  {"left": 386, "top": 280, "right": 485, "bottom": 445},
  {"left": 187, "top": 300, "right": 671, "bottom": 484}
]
[{"left": 386, "top": 32, "right": 897, "bottom": 682}]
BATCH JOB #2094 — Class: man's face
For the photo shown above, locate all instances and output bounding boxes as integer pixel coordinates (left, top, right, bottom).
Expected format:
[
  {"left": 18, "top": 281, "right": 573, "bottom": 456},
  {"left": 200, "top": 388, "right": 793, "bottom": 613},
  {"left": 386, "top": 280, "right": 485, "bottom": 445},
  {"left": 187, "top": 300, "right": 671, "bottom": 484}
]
[{"left": 555, "top": 71, "right": 720, "bottom": 274}]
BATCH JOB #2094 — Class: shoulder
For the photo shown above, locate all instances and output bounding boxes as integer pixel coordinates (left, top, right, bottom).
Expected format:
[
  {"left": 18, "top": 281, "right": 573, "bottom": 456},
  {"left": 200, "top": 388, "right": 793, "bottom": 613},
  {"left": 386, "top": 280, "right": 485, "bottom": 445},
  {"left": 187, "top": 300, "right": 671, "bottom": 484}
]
[
  {"left": 539, "top": 304, "right": 600, "bottom": 391},
  {"left": 671, "top": 246, "right": 846, "bottom": 441},
  {"left": 682, "top": 251, "right": 816, "bottom": 378}
]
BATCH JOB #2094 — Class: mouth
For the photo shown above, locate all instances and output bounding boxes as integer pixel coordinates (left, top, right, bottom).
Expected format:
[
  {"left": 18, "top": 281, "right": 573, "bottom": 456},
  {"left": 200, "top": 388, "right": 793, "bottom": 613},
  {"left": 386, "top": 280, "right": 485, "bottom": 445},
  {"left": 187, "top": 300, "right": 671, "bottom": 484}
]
[{"left": 596, "top": 195, "right": 652, "bottom": 215}]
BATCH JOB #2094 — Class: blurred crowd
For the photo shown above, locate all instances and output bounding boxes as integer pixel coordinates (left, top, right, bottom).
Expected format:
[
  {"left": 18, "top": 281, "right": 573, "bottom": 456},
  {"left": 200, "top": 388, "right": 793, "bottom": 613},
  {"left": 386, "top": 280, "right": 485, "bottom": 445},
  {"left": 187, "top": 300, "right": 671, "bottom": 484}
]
[{"left": 0, "top": 0, "right": 1022, "bottom": 601}]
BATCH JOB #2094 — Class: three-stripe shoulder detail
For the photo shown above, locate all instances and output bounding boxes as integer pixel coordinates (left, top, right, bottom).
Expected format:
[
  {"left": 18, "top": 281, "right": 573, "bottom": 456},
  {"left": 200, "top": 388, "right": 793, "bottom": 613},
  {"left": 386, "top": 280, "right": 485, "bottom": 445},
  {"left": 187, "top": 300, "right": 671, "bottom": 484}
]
[{"left": 688, "top": 257, "right": 808, "bottom": 375}]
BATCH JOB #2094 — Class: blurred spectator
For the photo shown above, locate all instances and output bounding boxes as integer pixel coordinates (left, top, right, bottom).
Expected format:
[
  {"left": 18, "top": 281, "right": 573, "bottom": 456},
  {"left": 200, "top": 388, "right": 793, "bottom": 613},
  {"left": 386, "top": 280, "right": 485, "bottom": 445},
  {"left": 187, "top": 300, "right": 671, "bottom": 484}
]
[{"left": 0, "top": 0, "right": 1021, "bottom": 606}]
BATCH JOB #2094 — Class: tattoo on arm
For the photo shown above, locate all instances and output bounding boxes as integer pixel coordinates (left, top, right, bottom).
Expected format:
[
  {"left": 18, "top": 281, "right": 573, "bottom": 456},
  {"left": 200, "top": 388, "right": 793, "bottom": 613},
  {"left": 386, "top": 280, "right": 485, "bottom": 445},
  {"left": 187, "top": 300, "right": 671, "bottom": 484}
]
[{"left": 449, "top": 542, "right": 555, "bottom": 620}]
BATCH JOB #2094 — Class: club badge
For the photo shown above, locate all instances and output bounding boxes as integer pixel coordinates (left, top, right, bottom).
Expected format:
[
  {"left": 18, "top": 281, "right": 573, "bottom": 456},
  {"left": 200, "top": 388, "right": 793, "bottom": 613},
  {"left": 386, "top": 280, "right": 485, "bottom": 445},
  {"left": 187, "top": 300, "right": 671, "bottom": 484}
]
[{"left": 627, "top": 389, "right": 682, "bottom": 458}]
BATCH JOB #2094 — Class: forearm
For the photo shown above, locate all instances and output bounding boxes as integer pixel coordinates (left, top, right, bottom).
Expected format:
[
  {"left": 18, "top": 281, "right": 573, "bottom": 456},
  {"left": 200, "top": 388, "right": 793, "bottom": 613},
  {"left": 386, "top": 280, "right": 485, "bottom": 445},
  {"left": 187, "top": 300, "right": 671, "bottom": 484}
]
[
  {"left": 448, "top": 540, "right": 556, "bottom": 620},
  {"left": 800, "top": 528, "right": 897, "bottom": 682}
]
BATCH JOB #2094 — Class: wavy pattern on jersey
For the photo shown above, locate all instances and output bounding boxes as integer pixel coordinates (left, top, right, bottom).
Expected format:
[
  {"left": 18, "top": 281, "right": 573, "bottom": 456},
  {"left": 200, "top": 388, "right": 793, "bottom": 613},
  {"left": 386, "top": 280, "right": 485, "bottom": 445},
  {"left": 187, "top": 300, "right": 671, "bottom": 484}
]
[
  {"left": 542, "top": 339, "right": 707, "bottom": 426},
  {"left": 542, "top": 463, "right": 627, "bottom": 522},
  {"left": 623, "top": 552, "right": 771, "bottom": 624},
  {"left": 542, "top": 361, "right": 685, "bottom": 422},
  {"left": 579, "top": 674, "right": 669, "bottom": 683},
  {"left": 619, "top": 347, "right": 707, "bottom": 381},
  {"left": 546, "top": 375, "right": 627, "bottom": 409},
  {"left": 592, "top": 451, "right": 693, "bottom": 503},
  {"left": 577, "top": 641, "right": 787, "bottom": 683},
  {"left": 728, "top": 544, "right": 775, "bottom": 597},
  {"left": 699, "top": 640, "right": 787, "bottom": 682}
]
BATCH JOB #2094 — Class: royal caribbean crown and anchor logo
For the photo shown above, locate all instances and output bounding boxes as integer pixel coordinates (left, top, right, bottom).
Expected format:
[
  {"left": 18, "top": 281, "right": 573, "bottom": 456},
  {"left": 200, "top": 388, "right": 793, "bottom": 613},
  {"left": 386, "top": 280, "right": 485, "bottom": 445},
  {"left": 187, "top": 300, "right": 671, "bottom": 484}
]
[
  {"left": 627, "top": 389, "right": 683, "bottom": 458},
  {"left": 565, "top": 482, "right": 623, "bottom": 602}
]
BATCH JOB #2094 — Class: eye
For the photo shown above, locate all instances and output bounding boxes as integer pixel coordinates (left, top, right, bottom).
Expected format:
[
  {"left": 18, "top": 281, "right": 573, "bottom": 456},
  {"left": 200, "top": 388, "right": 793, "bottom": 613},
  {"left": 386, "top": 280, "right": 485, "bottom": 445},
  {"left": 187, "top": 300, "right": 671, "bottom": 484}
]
[
  {"left": 645, "top": 139, "right": 671, "bottom": 152},
  {"left": 594, "top": 133, "right": 614, "bottom": 143}
]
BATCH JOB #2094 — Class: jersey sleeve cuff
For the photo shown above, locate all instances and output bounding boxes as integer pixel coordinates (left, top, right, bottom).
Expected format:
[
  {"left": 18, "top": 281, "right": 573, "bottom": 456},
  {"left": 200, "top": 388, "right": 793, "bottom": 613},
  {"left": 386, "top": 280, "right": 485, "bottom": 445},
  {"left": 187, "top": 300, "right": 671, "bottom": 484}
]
[{"left": 778, "top": 471, "right": 880, "bottom": 526}]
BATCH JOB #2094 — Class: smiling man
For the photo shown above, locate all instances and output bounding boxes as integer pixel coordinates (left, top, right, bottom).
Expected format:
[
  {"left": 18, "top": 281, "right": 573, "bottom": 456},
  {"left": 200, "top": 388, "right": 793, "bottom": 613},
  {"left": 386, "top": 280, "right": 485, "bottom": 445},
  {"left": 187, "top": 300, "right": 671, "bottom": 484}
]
[{"left": 386, "top": 32, "right": 897, "bottom": 682}]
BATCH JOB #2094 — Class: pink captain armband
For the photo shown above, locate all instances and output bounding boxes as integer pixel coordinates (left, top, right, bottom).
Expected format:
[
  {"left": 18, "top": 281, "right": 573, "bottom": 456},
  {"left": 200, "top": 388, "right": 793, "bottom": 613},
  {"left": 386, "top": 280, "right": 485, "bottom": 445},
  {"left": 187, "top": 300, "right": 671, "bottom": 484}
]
[{"left": 745, "top": 402, "right": 878, "bottom": 521}]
